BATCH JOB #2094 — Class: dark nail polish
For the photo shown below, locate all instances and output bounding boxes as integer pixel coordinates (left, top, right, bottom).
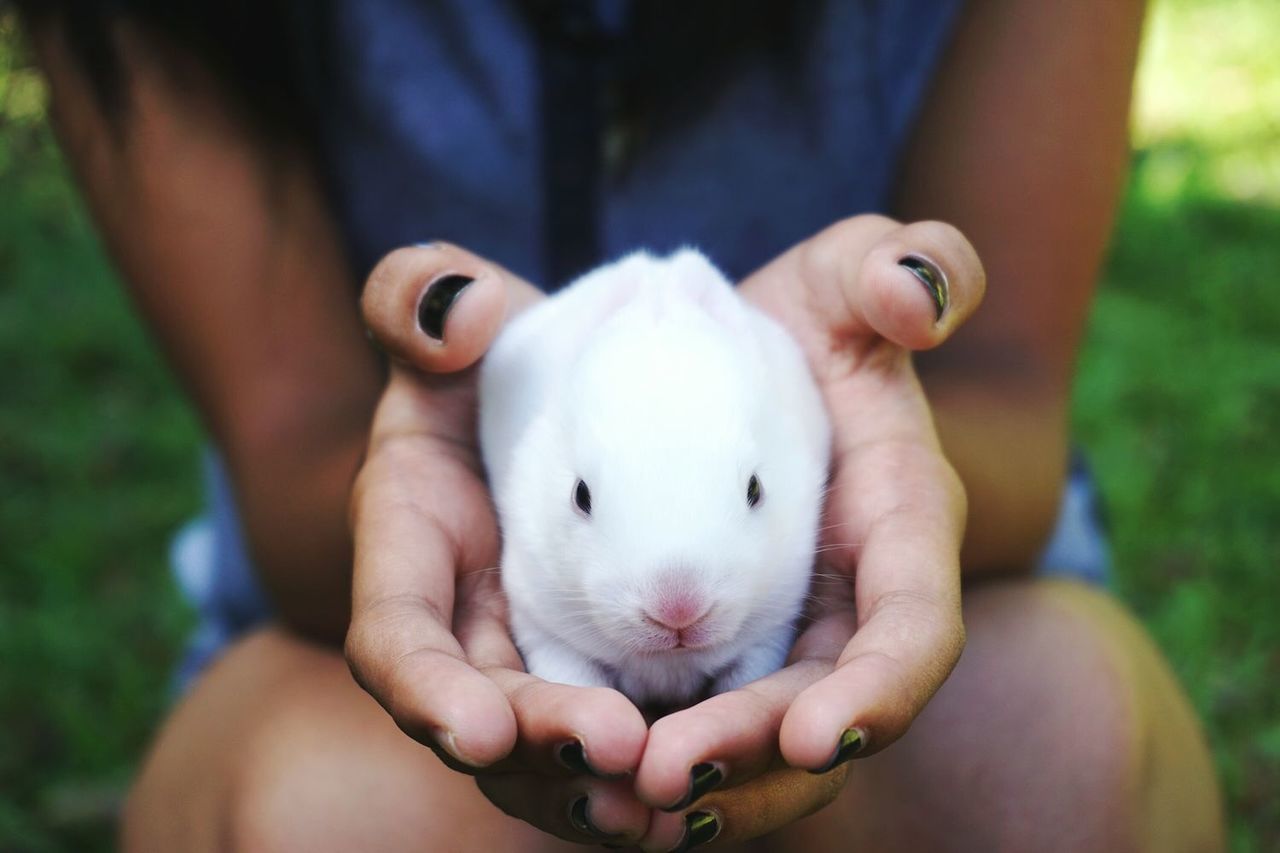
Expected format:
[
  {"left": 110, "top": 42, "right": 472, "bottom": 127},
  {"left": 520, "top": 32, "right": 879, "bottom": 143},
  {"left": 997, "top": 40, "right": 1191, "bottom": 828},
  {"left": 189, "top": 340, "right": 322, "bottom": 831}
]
[
  {"left": 570, "top": 794, "right": 588, "bottom": 824},
  {"left": 557, "top": 739, "right": 594, "bottom": 776},
  {"left": 663, "top": 762, "right": 723, "bottom": 812},
  {"left": 672, "top": 811, "right": 721, "bottom": 852},
  {"left": 569, "top": 796, "right": 628, "bottom": 843},
  {"left": 809, "top": 727, "right": 865, "bottom": 774},
  {"left": 569, "top": 795, "right": 593, "bottom": 835},
  {"left": 417, "top": 274, "right": 475, "bottom": 341},
  {"left": 898, "top": 254, "right": 948, "bottom": 321}
]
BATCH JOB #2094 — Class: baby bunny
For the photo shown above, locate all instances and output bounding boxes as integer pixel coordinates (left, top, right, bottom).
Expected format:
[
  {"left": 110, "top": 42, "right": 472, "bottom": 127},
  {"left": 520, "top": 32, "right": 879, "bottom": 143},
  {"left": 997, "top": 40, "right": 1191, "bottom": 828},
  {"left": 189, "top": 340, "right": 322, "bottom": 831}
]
[{"left": 479, "top": 249, "right": 830, "bottom": 706}]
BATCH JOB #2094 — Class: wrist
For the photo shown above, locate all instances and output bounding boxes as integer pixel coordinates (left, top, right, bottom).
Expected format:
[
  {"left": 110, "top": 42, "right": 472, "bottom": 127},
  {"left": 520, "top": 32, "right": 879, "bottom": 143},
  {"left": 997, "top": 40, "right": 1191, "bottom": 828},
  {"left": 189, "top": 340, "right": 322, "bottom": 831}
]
[
  {"left": 925, "top": 376, "right": 1070, "bottom": 575},
  {"left": 223, "top": 400, "right": 375, "bottom": 645}
]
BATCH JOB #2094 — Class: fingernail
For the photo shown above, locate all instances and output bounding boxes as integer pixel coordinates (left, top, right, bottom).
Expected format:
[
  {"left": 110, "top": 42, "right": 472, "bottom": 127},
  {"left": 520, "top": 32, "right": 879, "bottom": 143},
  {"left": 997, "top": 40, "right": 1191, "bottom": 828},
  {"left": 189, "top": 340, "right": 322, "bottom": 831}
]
[
  {"left": 557, "top": 739, "right": 596, "bottom": 776},
  {"left": 671, "top": 810, "right": 721, "bottom": 852},
  {"left": 417, "top": 273, "right": 475, "bottom": 341},
  {"left": 809, "top": 727, "right": 866, "bottom": 774},
  {"left": 569, "top": 795, "right": 592, "bottom": 834},
  {"left": 557, "top": 739, "right": 628, "bottom": 780},
  {"left": 568, "top": 795, "right": 598, "bottom": 836},
  {"left": 429, "top": 727, "right": 481, "bottom": 768},
  {"left": 569, "top": 796, "right": 627, "bottom": 843},
  {"left": 663, "top": 762, "right": 723, "bottom": 812},
  {"left": 898, "top": 254, "right": 949, "bottom": 322}
]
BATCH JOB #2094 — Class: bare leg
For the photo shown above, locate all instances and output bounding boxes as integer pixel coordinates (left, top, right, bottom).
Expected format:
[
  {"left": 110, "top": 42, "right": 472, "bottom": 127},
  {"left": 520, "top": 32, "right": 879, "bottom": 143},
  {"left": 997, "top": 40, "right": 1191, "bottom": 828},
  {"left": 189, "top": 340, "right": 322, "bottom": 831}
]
[
  {"left": 122, "top": 578, "right": 1222, "bottom": 852},
  {"left": 773, "top": 578, "right": 1223, "bottom": 852},
  {"left": 121, "top": 629, "right": 574, "bottom": 853}
]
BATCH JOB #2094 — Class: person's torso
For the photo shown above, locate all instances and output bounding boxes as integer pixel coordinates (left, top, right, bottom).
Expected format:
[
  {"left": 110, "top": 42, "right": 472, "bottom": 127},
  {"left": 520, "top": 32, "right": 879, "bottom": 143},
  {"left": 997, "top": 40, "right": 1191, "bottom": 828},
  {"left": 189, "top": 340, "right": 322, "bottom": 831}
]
[{"left": 315, "top": 0, "right": 964, "bottom": 287}]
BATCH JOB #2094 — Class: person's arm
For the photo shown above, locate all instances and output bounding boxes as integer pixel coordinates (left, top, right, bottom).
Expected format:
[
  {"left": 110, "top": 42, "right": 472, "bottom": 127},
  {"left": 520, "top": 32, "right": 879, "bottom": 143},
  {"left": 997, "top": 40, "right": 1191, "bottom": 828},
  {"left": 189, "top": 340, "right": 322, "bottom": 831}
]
[
  {"left": 29, "top": 20, "right": 381, "bottom": 642},
  {"left": 613, "top": 5, "right": 1151, "bottom": 838},
  {"left": 896, "top": 0, "right": 1146, "bottom": 573}
]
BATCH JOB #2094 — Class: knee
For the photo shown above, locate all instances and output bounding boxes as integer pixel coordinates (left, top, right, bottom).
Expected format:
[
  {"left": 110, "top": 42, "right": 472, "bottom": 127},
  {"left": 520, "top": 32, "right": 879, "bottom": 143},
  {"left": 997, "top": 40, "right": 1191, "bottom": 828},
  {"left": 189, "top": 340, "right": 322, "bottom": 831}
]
[
  {"left": 221, "top": 679, "right": 398, "bottom": 852},
  {"left": 948, "top": 579, "right": 1222, "bottom": 852},
  {"left": 218, "top": 657, "right": 514, "bottom": 853},
  {"left": 987, "top": 581, "right": 1146, "bottom": 847},
  {"left": 223, "top": 709, "right": 326, "bottom": 853},
  {"left": 821, "top": 579, "right": 1219, "bottom": 852},
  {"left": 120, "top": 630, "right": 417, "bottom": 853}
]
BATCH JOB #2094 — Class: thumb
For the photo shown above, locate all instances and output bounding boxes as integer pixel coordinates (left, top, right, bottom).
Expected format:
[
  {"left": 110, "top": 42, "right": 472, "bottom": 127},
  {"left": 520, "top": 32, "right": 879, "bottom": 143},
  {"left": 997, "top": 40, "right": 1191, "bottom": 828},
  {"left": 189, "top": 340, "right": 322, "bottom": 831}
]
[
  {"left": 741, "top": 216, "right": 985, "bottom": 352},
  {"left": 856, "top": 219, "right": 986, "bottom": 349},
  {"left": 361, "top": 242, "right": 542, "bottom": 373}
]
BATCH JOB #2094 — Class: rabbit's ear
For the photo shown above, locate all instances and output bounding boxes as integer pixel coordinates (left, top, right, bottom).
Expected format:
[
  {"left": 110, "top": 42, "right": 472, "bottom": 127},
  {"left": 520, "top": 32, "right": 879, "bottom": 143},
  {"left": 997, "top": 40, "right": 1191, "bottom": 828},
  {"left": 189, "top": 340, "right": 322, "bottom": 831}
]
[
  {"left": 519, "top": 250, "right": 662, "bottom": 366},
  {"left": 555, "top": 248, "right": 747, "bottom": 347},
  {"left": 558, "top": 250, "right": 655, "bottom": 326},
  {"left": 662, "top": 247, "right": 749, "bottom": 332}
]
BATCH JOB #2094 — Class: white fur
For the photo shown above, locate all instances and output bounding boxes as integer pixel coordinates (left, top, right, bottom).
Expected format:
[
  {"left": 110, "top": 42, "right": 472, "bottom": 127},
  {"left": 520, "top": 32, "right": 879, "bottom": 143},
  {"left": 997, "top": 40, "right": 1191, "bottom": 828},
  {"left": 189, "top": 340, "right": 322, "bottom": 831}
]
[{"left": 479, "top": 249, "right": 831, "bottom": 706}]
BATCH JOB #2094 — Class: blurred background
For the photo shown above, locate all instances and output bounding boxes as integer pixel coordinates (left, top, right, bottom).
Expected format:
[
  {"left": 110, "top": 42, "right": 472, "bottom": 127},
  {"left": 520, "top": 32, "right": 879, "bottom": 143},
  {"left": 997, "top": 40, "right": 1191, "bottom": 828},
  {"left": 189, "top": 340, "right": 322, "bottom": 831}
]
[{"left": 0, "top": 0, "right": 1277, "bottom": 849}]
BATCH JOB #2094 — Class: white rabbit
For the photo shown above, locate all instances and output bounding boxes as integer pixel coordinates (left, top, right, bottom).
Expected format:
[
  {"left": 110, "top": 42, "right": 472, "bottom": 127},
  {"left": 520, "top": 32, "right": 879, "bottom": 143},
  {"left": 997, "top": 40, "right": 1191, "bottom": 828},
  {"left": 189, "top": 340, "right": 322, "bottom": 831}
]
[{"left": 479, "top": 249, "right": 830, "bottom": 706}]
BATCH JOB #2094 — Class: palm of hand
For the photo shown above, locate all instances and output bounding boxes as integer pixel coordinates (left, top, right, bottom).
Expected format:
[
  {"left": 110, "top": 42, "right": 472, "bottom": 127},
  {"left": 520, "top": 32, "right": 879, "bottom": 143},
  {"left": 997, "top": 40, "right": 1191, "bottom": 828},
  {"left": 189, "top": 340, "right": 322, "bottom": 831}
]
[{"left": 348, "top": 221, "right": 982, "bottom": 846}]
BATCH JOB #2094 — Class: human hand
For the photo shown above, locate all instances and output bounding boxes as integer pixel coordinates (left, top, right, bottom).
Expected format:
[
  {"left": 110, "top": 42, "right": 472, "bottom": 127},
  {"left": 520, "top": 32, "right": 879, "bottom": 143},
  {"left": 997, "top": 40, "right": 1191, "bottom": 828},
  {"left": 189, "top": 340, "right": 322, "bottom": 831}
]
[
  {"left": 347, "top": 223, "right": 983, "bottom": 849},
  {"left": 625, "top": 216, "right": 985, "bottom": 849},
  {"left": 346, "top": 243, "right": 654, "bottom": 845}
]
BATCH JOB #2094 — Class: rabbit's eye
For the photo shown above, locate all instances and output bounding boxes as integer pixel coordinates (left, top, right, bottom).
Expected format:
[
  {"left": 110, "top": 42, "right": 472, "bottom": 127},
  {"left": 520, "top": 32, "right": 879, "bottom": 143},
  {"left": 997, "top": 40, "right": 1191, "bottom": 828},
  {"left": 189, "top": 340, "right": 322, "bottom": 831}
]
[
  {"left": 573, "top": 479, "right": 592, "bottom": 516},
  {"left": 747, "top": 474, "right": 763, "bottom": 509}
]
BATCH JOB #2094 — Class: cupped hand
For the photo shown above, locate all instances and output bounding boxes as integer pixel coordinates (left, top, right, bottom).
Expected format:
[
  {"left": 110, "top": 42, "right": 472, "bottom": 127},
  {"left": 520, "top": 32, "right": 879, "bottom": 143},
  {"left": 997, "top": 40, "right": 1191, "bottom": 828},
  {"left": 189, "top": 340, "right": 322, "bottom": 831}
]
[
  {"left": 345, "top": 243, "right": 651, "bottom": 845},
  {"left": 628, "top": 216, "right": 985, "bottom": 850},
  {"left": 347, "top": 220, "right": 984, "bottom": 850}
]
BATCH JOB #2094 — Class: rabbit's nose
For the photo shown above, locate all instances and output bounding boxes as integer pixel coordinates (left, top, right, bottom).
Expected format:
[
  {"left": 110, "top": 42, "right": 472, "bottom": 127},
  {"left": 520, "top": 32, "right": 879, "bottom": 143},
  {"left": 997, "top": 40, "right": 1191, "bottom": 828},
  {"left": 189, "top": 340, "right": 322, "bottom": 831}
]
[{"left": 642, "top": 588, "right": 710, "bottom": 632}]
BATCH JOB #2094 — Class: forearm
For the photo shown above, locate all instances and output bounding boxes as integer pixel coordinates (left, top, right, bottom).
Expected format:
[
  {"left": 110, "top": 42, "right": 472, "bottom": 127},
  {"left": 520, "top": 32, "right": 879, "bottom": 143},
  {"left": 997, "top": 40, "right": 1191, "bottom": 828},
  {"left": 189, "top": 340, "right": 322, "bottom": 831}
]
[
  {"left": 33, "top": 20, "right": 380, "bottom": 641},
  {"left": 894, "top": 0, "right": 1145, "bottom": 571},
  {"left": 228, "top": 414, "right": 370, "bottom": 642}
]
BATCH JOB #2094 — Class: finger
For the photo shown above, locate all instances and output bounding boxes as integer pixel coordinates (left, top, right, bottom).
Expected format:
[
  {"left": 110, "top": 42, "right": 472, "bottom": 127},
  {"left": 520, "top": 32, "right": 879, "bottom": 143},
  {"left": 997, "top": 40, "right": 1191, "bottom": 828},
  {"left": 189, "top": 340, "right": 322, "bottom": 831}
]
[
  {"left": 448, "top": 563, "right": 650, "bottom": 778},
  {"left": 476, "top": 773, "right": 650, "bottom": 846},
  {"left": 739, "top": 215, "right": 984, "bottom": 360},
  {"left": 635, "top": 765, "right": 850, "bottom": 852},
  {"left": 360, "top": 242, "right": 542, "bottom": 373},
  {"left": 346, "top": 434, "right": 516, "bottom": 769},
  {"left": 780, "top": 441, "right": 967, "bottom": 770},
  {"left": 739, "top": 214, "right": 898, "bottom": 362},
  {"left": 632, "top": 581, "right": 856, "bottom": 811},
  {"left": 859, "top": 220, "right": 985, "bottom": 348},
  {"left": 633, "top": 659, "right": 833, "bottom": 811},
  {"left": 469, "top": 664, "right": 650, "bottom": 779}
]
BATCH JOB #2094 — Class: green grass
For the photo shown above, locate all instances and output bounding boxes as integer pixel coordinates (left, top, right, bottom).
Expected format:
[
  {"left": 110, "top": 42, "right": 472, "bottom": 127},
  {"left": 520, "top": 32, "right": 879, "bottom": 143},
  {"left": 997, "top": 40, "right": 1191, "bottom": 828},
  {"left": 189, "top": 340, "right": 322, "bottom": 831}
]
[
  {"left": 1, "top": 1, "right": 1278, "bottom": 850},
  {"left": 1073, "top": 2, "right": 1280, "bottom": 848},
  {"left": 0, "top": 14, "right": 199, "bottom": 852}
]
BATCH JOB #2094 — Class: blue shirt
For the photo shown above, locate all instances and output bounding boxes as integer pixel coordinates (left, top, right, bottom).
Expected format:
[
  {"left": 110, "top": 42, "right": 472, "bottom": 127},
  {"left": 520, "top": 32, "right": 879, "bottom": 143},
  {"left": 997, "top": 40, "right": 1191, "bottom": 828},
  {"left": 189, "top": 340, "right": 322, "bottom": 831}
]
[
  {"left": 317, "top": 0, "right": 964, "bottom": 284},
  {"left": 171, "top": 0, "right": 1108, "bottom": 686}
]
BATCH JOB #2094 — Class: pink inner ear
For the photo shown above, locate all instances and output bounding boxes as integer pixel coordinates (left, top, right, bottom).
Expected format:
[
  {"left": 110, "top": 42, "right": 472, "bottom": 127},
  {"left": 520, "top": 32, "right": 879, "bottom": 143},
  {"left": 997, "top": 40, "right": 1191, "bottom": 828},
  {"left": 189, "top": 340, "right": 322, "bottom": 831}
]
[
  {"left": 595, "top": 277, "right": 642, "bottom": 320},
  {"left": 689, "top": 281, "right": 739, "bottom": 325},
  {"left": 581, "top": 253, "right": 653, "bottom": 326},
  {"left": 680, "top": 265, "right": 747, "bottom": 332}
]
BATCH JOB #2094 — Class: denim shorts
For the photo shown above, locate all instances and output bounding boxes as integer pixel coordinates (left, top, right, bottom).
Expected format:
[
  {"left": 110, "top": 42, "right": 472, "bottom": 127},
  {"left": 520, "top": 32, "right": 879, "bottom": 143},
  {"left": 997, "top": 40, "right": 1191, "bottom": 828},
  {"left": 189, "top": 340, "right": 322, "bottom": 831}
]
[{"left": 169, "top": 450, "right": 1111, "bottom": 690}]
